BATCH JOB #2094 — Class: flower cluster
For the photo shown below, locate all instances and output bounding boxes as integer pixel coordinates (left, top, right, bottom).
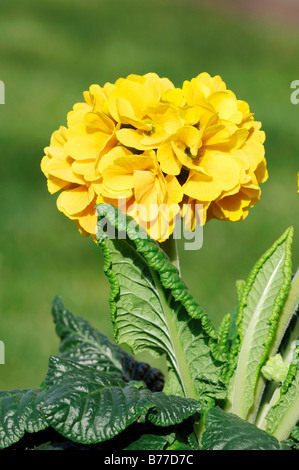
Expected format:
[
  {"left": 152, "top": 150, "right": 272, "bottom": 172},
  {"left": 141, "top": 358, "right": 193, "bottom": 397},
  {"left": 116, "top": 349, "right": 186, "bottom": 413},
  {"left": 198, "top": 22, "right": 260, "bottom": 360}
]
[{"left": 41, "top": 72, "right": 267, "bottom": 241}]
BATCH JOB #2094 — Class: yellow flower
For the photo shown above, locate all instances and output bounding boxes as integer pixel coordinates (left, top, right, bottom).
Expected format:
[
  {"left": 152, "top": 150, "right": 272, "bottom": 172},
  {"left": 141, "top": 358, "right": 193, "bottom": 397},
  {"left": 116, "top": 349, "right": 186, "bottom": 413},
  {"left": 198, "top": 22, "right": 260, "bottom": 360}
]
[{"left": 41, "top": 72, "right": 267, "bottom": 241}]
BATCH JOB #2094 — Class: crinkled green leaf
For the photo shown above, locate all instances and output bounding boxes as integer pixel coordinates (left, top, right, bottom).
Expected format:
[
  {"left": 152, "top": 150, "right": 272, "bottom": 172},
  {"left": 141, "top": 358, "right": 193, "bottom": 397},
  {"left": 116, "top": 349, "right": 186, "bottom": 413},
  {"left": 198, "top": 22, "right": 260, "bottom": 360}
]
[
  {"left": 280, "top": 439, "right": 299, "bottom": 450},
  {"left": 41, "top": 356, "right": 201, "bottom": 445},
  {"left": 216, "top": 314, "right": 231, "bottom": 359},
  {"left": 227, "top": 228, "right": 293, "bottom": 420},
  {"left": 96, "top": 204, "right": 225, "bottom": 403},
  {"left": 202, "top": 407, "right": 285, "bottom": 450},
  {"left": 52, "top": 296, "right": 164, "bottom": 392},
  {"left": 0, "top": 388, "right": 48, "bottom": 449}
]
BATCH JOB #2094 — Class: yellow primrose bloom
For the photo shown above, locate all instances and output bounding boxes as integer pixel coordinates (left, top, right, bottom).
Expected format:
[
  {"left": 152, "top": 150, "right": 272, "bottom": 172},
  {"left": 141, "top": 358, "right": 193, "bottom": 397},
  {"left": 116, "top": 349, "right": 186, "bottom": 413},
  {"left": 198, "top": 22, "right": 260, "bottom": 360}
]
[{"left": 41, "top": 72, "right": 267, "bottom": 240}]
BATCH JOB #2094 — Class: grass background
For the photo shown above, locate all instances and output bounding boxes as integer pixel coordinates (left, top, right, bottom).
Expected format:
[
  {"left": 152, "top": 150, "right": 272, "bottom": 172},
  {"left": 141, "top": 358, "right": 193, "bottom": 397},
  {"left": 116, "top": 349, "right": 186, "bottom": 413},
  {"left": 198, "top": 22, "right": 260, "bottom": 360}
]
[{"left": 0, "top": 0, "right": 299, "bottom": 390}]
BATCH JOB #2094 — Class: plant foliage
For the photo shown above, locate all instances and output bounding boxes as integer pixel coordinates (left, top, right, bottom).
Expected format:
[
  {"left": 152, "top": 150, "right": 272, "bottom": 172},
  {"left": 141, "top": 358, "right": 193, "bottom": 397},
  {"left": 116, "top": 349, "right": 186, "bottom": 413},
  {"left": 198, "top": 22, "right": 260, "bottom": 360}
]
[{"left": 0, "top": 204, "right": 298, "bottom": 451}]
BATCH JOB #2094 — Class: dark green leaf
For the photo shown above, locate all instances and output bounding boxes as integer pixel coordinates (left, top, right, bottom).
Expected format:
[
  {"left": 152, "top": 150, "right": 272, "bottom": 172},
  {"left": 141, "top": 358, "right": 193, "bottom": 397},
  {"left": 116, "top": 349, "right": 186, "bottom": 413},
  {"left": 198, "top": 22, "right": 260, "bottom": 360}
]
[
  {"left": 124, "top": 432, "right": 175, "bottom": 450},
  {"left": 0, "top": 388, "right": 48, "bottom": 449},
  {"left": 202, "top": 407, "right": 286, "bottom": 450},
  {"left": 41, "top": 356, "right": 201, "bottom": 445},
  {"left": 52, "top": 296, "right": 164, "bottom": 392}
]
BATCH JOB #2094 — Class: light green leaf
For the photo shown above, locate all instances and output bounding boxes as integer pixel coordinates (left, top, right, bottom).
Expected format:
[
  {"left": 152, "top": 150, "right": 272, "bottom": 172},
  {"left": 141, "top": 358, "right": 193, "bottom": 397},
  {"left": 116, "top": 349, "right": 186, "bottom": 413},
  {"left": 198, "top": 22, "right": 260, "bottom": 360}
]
[
  {"left": 261, "top": 354, "right": 289, "bottom": 383},
  {"left": 227, "top": 228, "right": 293, "bottom": 420},
  {"left": 41, "top": 356, "right": 201, "bottom": 445},
  {"left": 269, "top": 269, "right": 299, "bottom": 358},
  {"left": 0, "top": 388, "right": 48, "bottom": 449},
  {"left": 96, "top": 204, "right": 225, "bottom": 403},
  {"left": 264, "top": 343, "right": 299, "bottom": 441}
]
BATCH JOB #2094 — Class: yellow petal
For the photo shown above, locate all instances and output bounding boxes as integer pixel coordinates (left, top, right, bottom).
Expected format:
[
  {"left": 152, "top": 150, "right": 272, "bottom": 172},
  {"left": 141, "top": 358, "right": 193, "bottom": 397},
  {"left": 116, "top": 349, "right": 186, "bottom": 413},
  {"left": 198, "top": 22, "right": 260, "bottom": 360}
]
[
  {"left": 165, "top": 175, "right": 183, "bottom": 204},
  {"left": 72, "top": 160, "right": 99, "bottom": 181},
  {"left": 212, "top": 190, "right": 256, "bottom": 222},
  {"left": 77, "top": 208, "right": 97, "bottom": 235},
  {"left": 46, "top": 158, "right": 85, "bottom": 185},
  {"left": 87, "top": 84, "right": 110, "bottom": 115},
  {"left": 157, "top": 141, "right": 182, "bottom": 176},
  {"left": 116, "top": 128, "right": 147, "bottom": 150},
  {"left": 57, "top": 186, "right": 95, "bottom": 216},
  {"left": 47, "top": 176, "right": 71, "bottom": 194},
  {"left": 209, "top": 91, "right": 242, "bottom": 123},
  {"left": 182, "top": 197, "right": 210, "bottom": 230},
  {"left": 254, "top": 158, "right": 268, "bottom": 184},
  {"left": 99, "top": 147, "right": 156, "bottom": 194},
  {"left": 162, "top": 88, "right": 184, "bottom": 107},
  {"left": 44, "top": 146, "right": 66, "bottom": 160},
  {"left": 65, "top": 124, "right": 109, "bottom": 161},
  {"left": 171, "top": 142, "right": 209, "bottom": 175},
  {"left": 84, "top": 111, "right": 115, "bottom": 135},
  {"left": 183, "top": 153, "right": 240, "bottom": 201},
  {"left": 49, "top": 126, "right": 68, "bottom": 147},
  {"left": 67, "top": 103, "right": 91, "bottom": 128},
  {"left": 133, "top": 170, "right": 157, "bottom": 208}
]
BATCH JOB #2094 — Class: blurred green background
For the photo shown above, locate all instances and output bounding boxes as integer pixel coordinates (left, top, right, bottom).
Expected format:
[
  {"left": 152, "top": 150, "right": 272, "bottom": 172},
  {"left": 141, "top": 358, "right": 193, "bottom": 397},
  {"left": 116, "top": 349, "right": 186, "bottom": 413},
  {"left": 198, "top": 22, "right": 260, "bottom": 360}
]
[{"left": 1, "top": 0, "right": 299, "bottom": 390}]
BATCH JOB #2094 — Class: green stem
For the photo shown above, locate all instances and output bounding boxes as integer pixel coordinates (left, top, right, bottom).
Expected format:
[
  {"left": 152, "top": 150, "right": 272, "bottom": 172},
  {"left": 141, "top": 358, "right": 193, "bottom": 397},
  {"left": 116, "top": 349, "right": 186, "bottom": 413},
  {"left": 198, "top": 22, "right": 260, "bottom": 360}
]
[
  {"left": 150, "top": 268, "right": 198, "bottom": 400},
  {"left": 162, "top": 235, "right": 181, "bottom": 275},
  {"left": 160, "top": 235, "right": 202, "bottom": 446}
]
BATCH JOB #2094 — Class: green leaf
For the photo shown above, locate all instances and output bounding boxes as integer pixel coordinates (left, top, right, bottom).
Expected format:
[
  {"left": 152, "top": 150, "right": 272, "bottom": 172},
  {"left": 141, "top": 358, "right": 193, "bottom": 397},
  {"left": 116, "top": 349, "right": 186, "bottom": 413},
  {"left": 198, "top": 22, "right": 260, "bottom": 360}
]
[
  {"left": 41, "top": 356, "right": 201, "bottom": 445},
  {"left": 216, "top": 314, "right": 231, "bottom": 359},
  {"left": 33, "top": 440, "right": 85, "bottom": 450},
  {"left": 52, "top": 296, "right": 164, "bottom": 392},
  {"left": 124, "top": 432, "right": 175, "bottom": 450},
  {"left": 264, "top": 342, "right": 299, "bottom": 441},
  {"left": 227, "top": 228, "right": 293, "bottom": 420},
  {"left": 166, "top": 440, "right": 194, "bottom": 450},
  {"left": 269, "top": 269, "right": 299, "bottom": 358},
  {"left": 0, "top": 388, "right": 48, "bottom": 449},
  {"left": 291, "top": 424, "right": 299, "bottom": 442},
  {"left": 96, "top": 204, "right": 225, "bottom": 403},
  {"left": 202, "top": 407, "right": 285, "bottom": 450}
]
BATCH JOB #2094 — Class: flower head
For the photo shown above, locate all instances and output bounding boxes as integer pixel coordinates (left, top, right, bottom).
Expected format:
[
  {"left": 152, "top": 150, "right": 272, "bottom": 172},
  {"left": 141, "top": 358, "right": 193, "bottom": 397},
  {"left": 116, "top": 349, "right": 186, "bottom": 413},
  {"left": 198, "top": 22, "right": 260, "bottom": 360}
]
[{"left": 41, "top": 72, "right": 267, "bottom": 241}]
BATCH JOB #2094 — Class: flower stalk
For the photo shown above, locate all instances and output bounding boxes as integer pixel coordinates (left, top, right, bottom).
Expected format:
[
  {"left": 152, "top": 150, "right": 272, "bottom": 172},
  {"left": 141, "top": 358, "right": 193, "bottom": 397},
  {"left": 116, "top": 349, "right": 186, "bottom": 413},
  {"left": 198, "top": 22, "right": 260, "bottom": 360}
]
[{"left": 160, "top": 235, "right": 181, "bottom": 275}]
